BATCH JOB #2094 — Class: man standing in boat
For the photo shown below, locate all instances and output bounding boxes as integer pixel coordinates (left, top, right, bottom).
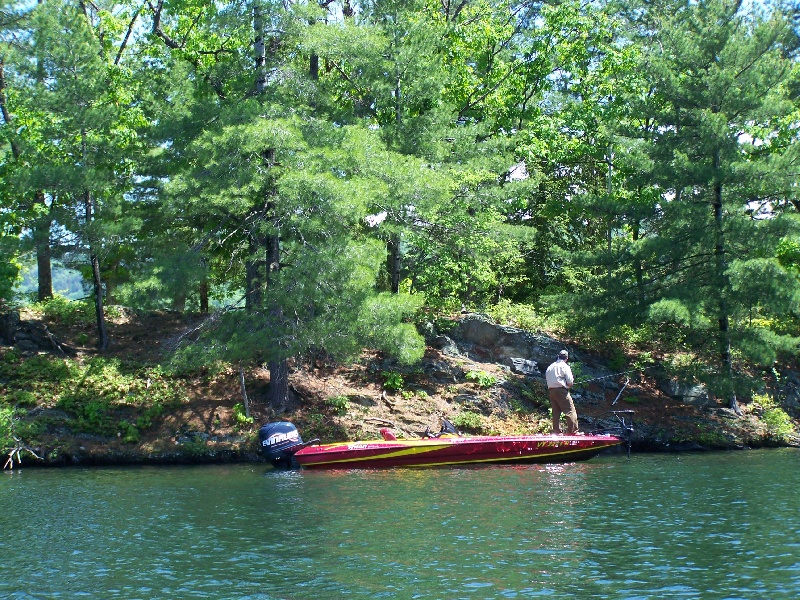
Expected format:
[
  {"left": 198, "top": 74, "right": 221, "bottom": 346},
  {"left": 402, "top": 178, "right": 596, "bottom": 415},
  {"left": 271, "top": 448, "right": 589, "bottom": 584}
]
[{"left": 545, "top": 350, "right": 580, "bottom": 436}]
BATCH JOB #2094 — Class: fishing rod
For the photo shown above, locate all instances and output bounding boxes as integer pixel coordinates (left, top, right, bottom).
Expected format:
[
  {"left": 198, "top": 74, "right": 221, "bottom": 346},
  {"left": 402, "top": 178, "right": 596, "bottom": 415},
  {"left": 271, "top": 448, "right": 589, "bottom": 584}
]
[
  {"left": 611, "top": 377, "right": 629, "bottom": 406},
  {"left": 574, "top": 364, "right": 656, "bottom": 385}
]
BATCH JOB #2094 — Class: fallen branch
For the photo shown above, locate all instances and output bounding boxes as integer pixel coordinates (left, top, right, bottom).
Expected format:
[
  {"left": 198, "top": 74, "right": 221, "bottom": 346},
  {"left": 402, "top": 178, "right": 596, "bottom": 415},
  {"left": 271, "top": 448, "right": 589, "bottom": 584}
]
[
  {"left": 239, "top": 367, "right": 250, "bottom": 418},
  {"left": 4, "top": 437, "right": 43, "bottom": 470},
  {"left": 364, "top": 417, "right": 396, "bottom": 427},
  {"left": 44, "top": 325, "right": 67, "bottom": 356}
]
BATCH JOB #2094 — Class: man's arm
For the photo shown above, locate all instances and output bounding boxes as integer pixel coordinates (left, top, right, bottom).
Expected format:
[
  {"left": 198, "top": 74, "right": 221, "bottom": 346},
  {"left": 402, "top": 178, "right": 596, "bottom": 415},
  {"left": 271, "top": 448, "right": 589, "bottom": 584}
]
[{"left": 563, "top": 365, "right": 574, "bottom": 388}]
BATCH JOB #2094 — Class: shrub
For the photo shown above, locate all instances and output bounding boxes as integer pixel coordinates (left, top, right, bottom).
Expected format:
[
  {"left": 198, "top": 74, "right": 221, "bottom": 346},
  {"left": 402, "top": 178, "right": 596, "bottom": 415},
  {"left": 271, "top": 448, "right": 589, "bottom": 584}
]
[
  {"left": 465, "top": 370, "right": 497, "bottom": 388},
  {"left": 607, "top": 347, "right": 627, "bottom": 373},
  {"left": 325, "top": 395, "right": 350, "bottom": 415},
  {"left": 10, "top": 354, "right": 77, "bottom": 383},
  {"left": 753, "top": 394, "right": 794, "bottom": 441},
  {"left": 118, "top": 420, "right": 140, "bottom": 444},
  {"left": 0, "top": 407, "right": 15, "bottom": 451},
  {"left": 31, "top": 295, "right": 94, "bottom": 326},
  {"left": 486, "top": 300, "right": 546, "bottom": 332},
  {"left": 452, "top": 411, "right": 483, "bottom": 431},
  {"left": 55, "top": 358, "right": 188, "bottom": 436},
  {"left": 8, "top": 391, "right": 37, "bottom": 407},
  {"left": 382, "top": 371, "right": 404, "bottom": 391},
  {"left": 2, "top": 349, "right": 20, "bottom": 363},
  {"left": 232, "top": 403, "right": 254, "bottom": 426}
]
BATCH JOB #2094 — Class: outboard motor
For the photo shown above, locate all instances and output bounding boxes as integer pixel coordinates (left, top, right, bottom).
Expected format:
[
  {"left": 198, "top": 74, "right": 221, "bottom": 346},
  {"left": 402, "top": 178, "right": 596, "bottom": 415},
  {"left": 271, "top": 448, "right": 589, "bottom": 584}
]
[{"left": 259, "top": 421, "right": 304, "bottom": 468}]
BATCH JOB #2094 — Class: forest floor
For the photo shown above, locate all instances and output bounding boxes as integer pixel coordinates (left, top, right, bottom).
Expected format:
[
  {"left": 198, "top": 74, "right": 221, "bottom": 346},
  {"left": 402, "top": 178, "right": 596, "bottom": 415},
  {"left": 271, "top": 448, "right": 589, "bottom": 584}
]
[{"left": 4, "top": 308, "right": 799, "bottom": 469}]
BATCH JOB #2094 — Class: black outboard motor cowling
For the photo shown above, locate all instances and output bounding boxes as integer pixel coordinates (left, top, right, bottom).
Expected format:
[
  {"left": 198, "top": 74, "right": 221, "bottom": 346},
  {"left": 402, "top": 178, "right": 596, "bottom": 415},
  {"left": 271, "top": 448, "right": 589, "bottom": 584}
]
[{"left": 259, "top": 422, "right": 304, "bottom": 468}]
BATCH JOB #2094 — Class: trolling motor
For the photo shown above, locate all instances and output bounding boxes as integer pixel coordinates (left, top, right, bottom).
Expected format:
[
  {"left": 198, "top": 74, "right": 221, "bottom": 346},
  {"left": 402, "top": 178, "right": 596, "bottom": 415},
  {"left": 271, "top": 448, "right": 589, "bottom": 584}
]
[
  {"left": 611, "top": 410, "right": 635, "bottom": 458},
  {"left": 590, "top": 410, "right": 635, "bottom": 458}
]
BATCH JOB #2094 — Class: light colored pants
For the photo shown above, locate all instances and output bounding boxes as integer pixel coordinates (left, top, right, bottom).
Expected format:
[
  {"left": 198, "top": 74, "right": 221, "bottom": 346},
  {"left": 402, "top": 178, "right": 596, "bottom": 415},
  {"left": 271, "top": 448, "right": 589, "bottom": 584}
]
[{"left": 548, "top": 387, "right": 578, "bottom": 435}]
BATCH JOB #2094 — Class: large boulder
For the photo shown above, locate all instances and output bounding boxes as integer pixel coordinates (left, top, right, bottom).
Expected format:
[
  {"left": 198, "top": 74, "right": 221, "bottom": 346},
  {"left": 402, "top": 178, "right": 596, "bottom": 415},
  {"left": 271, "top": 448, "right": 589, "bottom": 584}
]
[
  {"left": 660, "top": 379, "right": 713, "bottom": 406},
  {"left": 449, "top": 314, "right": 566, "bottom": 366},
  {"left": 446, "top": 314, "right": 616, "bottom": 385}
]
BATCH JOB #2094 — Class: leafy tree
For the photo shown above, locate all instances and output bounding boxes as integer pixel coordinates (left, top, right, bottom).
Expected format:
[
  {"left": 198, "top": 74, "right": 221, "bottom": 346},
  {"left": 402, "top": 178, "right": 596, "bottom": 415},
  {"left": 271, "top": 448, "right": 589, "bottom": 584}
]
[{"left": 1, "top": 0, "right": 151, "bottom": 348}]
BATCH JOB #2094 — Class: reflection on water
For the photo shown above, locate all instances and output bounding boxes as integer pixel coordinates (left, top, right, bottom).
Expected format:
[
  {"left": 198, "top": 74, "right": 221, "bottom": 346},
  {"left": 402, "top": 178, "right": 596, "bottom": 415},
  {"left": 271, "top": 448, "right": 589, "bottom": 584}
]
[{"left": 1, "top": 450, "right": 798, "bottom": 599}]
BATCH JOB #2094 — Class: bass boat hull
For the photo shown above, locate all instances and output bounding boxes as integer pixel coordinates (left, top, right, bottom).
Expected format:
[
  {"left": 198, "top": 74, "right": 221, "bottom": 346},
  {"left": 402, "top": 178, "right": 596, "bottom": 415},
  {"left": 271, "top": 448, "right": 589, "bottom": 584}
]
[
  {"left": 292, "top": 433, "right": 623, "bottom": 469},
  {"left": 258, "top": 416, "right": 634, "bottom": 469}
]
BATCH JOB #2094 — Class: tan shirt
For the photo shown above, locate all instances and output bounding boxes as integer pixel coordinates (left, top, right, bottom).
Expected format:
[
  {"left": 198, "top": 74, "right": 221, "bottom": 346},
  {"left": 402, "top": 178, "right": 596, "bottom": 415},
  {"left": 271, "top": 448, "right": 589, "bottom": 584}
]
[{"left": 545, "top": 359, "right": 574, "bottom": 389}]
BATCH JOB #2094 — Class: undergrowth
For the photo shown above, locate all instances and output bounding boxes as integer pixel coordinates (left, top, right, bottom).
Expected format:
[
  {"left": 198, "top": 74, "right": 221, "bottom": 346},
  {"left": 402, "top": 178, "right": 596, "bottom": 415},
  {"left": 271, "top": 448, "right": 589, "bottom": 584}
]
[{"left": 1, "top": 350, "right": 188, "bottom": 447}]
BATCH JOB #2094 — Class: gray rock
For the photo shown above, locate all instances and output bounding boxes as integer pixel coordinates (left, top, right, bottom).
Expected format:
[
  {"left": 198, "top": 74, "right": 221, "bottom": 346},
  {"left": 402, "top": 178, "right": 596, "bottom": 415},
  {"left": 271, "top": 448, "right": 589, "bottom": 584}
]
[
  {"left": 0, "top": 310, "right": 19, "bottom": 345},
  {"left": 507, "top": 357, "right": 540, "bottom": 376},
  {"left": 432, "top": 335, "right": 461, "bottom": 357},
  {"left": 451, "top": 313, "right": 566, "bottom": 364},
  {"left": 660, "top": 379, "right": 712, "bottom": 406},
  {"left": 16, "top": 340, "right": 39, "bottom": 352}
]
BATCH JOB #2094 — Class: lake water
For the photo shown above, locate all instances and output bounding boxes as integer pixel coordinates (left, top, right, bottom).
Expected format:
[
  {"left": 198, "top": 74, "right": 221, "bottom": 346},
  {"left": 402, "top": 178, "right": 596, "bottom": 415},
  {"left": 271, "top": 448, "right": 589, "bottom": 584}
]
[{"left": 1, "top": 449, "right": 798, "bottom": 599}]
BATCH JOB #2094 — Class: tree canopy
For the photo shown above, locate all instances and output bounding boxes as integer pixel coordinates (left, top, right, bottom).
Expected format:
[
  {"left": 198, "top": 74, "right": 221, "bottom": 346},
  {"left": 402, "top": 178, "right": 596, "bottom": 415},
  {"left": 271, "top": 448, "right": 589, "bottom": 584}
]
[{"left": 2, "top": 0, "right": 799, "bottom": 403}]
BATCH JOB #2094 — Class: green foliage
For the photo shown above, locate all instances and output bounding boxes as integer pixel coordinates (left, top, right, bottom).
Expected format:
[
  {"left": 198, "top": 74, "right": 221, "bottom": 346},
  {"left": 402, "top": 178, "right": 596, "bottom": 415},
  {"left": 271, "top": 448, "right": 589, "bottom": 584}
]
[
  {"left": 509, "top": 379, "right": 549, "bottom": 410},
  {"left": 607, "top": 347, "right": 627, "bottom": 373},
  {"left": 776, "top": 238, "right": 800, "bottom": 274},
  {"left": 34, "top": 358, "right": 189, "bottom": 436},
  {"left": 465, "top": 370, "right": 497, "bottom": 388},
  {"left": 752, "top": 394, "right": 795, "bottom": 441},
  {"left": 325, "top": 395, "right": 350, "bottom": 415},
  {"left": 4, "top": 353, "right": 78, "bottom": 383},
  {"left": 632, "top": 352, "right": 655, "bottom": 372},
  {"left": 232, "top": 403, "right": 254, "bottom": 427},
  {"left": 118, "top": 420, "right": 140, "bottom": 444},
  {"left": 486, "top": 300, "right": 548, "bottom": 333},
  {"left": 0, "top": 0, "right": 797, "bottom": 418},
  {"left": 5, "top": 391, "right": 37, "bottom": 407},
  {"left": 382, "top": 371, "right": 404, "bottom": 392},
  {"left": 0, "top": 235, "right": 21, "bottom": 305},
  {"left": 301, "top": 412, "right": 345, "bottom": 442},
  {"left": 0, "top": 407, "right": 16, "bottom": 452},
  {"left": 451, "top": 411, "right": 483, "bottom": 432},
  {"left": 569, "top": 362, "right": 586, "bottom": 385},
  {"left": 2, "top": 349, "right": 20, "bottom": 364},
  {"left": 31, "top": 295, "right": 94, "bottom": 327}
]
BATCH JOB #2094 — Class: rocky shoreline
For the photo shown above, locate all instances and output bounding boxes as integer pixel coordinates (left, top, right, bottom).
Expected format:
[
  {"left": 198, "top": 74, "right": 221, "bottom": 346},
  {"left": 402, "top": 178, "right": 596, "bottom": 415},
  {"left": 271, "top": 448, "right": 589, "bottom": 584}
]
[{"left": 2, "top": 311, "right": 799, "bottom": 470}]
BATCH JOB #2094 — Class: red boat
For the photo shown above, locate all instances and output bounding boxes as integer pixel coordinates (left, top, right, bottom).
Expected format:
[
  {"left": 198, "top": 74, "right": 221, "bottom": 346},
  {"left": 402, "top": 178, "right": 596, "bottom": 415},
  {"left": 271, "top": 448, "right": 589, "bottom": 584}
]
[{"left": 258, "top": 414, "right": 633, "bottom": 469}]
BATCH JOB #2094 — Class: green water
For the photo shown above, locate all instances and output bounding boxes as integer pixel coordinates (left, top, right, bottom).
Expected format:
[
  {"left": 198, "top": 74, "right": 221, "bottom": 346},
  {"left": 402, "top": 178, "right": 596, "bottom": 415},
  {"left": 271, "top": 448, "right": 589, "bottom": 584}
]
[{"left": 1, "top": 449, "right": 798, "bottom": 599}]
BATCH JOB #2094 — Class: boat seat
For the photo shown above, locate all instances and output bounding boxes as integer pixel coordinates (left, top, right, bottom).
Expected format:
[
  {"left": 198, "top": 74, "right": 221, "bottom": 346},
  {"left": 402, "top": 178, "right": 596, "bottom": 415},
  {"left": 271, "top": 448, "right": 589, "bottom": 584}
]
[{"left": 379, "top": 428, "right": 397, "bottom": 441}]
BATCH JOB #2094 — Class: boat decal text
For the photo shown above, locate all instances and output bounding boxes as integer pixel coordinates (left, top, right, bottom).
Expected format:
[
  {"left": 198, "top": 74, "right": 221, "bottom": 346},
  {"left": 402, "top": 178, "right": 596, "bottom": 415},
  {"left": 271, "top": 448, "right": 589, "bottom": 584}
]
[{"left": 262, "top": 431, "right": 300, "bottom": 447}]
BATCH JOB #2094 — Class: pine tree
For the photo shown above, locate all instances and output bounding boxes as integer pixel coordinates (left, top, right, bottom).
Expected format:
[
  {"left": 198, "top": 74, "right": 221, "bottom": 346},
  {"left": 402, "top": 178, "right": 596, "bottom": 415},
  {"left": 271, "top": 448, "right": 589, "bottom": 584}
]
[
  {"left": 581, "top": 0, "right": 800, "bottom": 408},
  {"left": 144, "top": 1, "right": 428, "bottom": 405}
]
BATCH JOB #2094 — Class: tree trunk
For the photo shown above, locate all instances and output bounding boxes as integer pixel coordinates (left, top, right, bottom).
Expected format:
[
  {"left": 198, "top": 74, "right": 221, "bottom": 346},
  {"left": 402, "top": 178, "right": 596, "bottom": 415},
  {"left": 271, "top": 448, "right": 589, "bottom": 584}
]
[
  {"left": 33, "top": 191, "right": 53, "bottom": 302},
  {"left": 253, "top": 3, "right": 267, "bottom": 95},
  {"left": 83, "top": 129, "right": 108, "bottom": 351},
  {"left": 632, "top": 218, "right": 644, "bottom": 310},
  {"left": 245, "top": 233, "right": 267, "bottom": 309},
  {"left": 199, "top": 278, "right": 209, "bottom": 313},
  {"left": 266, "top": 358, "right": 289, "bottom": 408},
  {"left": 172, "top": 291, "right": 186, "bottom": 312},
  {"left": 388, "top": 234, "right": 401, "bottom": 294},
  {"left": 252, "top": 4, "right": 289, "bottom": 405},
  {"left": 85, "top": 190, "right": 108, "bottom": 350},
  {"left": 239, "top": 367, "right": 251, "bottom": 418},
  {"left": 712, "top": 147, "right": 739, "bottom": 414},
  {"left": 90, "top": 249, "right": 109, "bottom": 350}
]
